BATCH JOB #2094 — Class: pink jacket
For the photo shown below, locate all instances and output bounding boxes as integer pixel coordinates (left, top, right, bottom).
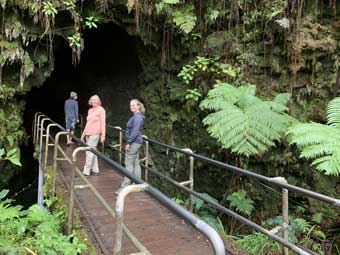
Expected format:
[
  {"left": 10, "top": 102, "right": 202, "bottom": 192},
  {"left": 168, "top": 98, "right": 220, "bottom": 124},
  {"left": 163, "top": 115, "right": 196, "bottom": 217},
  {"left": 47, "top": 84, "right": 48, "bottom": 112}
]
[{"left": 83, "top": 106, "right": 106, "bottom": 139}]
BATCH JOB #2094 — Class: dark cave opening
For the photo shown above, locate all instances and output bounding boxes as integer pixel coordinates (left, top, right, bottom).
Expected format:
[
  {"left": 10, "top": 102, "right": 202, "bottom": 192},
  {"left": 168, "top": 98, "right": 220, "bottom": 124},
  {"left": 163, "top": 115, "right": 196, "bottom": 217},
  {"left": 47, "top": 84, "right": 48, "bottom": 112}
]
[
  {"left": 25, "top": 23, "right": 142, "bottom": 132},
  {"left": 18, "top": 23, "right": 142, "bottom": 205}
]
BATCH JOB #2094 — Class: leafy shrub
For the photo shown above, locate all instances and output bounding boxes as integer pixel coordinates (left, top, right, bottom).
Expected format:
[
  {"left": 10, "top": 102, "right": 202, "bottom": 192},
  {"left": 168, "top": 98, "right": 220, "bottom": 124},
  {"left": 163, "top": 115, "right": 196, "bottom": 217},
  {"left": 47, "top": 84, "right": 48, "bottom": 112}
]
[{"left": 0, "top": 190, "right": 87, "bottom": 255}]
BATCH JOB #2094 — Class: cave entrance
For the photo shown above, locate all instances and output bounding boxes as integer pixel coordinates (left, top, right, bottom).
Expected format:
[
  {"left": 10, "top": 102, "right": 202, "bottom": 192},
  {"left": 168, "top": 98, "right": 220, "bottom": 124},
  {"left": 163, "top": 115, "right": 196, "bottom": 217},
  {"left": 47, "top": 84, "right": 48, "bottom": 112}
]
[{"left": 26, "top": 23, "right": 142, "bottom": 131}]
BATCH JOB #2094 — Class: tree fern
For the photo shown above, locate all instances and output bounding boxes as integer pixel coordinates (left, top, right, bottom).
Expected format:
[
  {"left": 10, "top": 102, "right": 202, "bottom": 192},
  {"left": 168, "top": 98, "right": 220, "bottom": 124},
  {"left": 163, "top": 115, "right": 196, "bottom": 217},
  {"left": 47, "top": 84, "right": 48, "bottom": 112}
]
[
  {"left": 200, "top": 83, "right": 293, "bottom": 157},
  {"left": 227, "top": 190, "right": 254, "bottom": 216},
  {"left": 288, "top": 98, "right": 340, "bottom": 176},
  {"left": 172, "top": 4, "right": 197, "bottom": 34}
]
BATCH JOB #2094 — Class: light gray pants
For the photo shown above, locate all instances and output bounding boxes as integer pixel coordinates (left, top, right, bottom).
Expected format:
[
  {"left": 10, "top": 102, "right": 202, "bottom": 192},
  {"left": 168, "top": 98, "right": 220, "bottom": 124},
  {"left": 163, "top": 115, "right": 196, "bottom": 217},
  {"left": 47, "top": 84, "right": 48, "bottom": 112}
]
[
  {"left": 83, "top": 135, "right": 100, "bottom": 175},
  {"left": 121, "top": 143, "right": 142, "bottom": 188}
]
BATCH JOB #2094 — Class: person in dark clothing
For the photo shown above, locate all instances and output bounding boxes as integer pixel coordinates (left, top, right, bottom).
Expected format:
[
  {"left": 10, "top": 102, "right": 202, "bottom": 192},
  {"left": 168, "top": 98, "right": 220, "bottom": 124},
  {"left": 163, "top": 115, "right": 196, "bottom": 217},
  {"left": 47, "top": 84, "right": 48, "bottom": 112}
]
[
  {"left": 64, "top": 91, "right": 79, "bottom": 145},
  {"left": 115, "top": 99, "right": 145, "bottom": 195}
]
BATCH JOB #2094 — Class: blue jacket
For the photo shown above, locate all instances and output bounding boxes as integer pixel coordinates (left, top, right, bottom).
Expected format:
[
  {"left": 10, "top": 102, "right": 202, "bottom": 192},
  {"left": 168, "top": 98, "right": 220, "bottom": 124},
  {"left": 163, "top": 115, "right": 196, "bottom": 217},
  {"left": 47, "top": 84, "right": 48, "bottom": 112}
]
[
  {"left": 126, "top": 112, "right": 144, "bottom": 144},
  {"left": 64, "top": 98, "right": 78, "bottom": 119}
]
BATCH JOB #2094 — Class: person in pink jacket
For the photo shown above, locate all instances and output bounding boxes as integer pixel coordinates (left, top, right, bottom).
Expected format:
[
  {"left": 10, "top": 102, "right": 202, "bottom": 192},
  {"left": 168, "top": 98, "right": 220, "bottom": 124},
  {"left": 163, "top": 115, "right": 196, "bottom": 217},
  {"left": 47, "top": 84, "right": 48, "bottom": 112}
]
[{"left": 81, "top": 95, "right": 106, "bottom": 176}]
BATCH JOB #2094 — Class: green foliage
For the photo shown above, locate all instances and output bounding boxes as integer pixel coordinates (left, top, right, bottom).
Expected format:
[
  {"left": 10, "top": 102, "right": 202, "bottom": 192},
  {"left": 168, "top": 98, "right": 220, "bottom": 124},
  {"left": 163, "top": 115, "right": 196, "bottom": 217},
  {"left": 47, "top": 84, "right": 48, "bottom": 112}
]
[
  {"left": 288, "top": 97, "right": 340, "bottom": 176},
  {"left": 266, "top": 215, "right": 325, "bottom": 254},
  {"left": 227, "top": 190, "right": 254, "bottom": 216},
  {"left": 193, "top": 194, "right": 226, "bottom": 235},
  {"left": 172, "top": 196, "right": 185, "bottom": 206},
  {"left": 172, "top": 4, "right": 197, "bottom": 34},
  {"left": 0, "top": 190, "right": 87, "bottom": 254},
  {"left": 236, "top": 214, "right": 325, "bottom": 254},
  {"left": 235, "top": 232, "right": 280, "bottom": 255},
  {"left": 178, "top": 56, "right": 236, "bottom": 85},
  {"left": 185, "top": 88, "right": 201, "bottom": 102},
  {"left": 191, "top": 192, "right": 218, "bottom": 213},
  {"left": 155, "top": 0, "right": 179, "bottom": 14},
  {"left": 311, "top": 213, "right": 323, "bottom": 224},
  {"left": 30, "top": 3, "right": 39, "bottom": 14},
  {"left": 42, "top": 1, "right": 58, "bottom": 17},
  {"left": 4, "top": 148, "right": 22, "bottom": 166},
  {"left": 0, "top": 102, "right": 25, "bottom": 171},
  {"left": 266, "top": 215, "right": 310, "bottom": 243},
  {"left": 178, "top": 193, "right": 227, "bottom": 235},
  {"left": 63, "top": 0, "right": 76, "bottom": 11},
  {"left": 85, "top": 16, "right": 99, "bottom": 29},
  {"left": 200, "top": 83, "right": 293, "bottom": 157},
  {"left": 68, "top": 35, "right": 81, "bottom": 48}
]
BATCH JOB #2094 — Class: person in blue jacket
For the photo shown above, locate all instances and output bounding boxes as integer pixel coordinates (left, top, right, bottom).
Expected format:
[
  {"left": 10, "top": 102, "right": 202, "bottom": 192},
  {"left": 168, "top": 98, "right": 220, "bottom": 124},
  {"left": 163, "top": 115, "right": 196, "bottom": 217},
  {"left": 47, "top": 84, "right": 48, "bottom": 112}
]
[
  {"left": 64, "top": 92, "right": 79, "bottom": 145},
  {"left": 115, "top": 99, "right": 145, "bottom": 194}
]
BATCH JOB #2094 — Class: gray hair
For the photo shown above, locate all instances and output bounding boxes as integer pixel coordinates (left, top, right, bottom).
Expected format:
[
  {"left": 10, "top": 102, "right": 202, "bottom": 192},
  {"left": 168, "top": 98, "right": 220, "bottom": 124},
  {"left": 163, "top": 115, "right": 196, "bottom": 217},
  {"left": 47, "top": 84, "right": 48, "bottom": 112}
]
[{"left": 88, "top": 95, "right": 102, "bottom": 106}]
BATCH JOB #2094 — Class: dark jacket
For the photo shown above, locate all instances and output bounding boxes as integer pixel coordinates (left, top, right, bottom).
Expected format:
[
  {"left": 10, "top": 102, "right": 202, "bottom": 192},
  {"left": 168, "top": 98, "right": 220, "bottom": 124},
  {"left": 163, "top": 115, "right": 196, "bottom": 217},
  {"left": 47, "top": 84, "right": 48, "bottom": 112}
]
[
  {"left": 126, "top": 111, "right": 144, "bottom": 144},
  {"left": 64, "top": 98, "right": 78, "bottom": 119}
]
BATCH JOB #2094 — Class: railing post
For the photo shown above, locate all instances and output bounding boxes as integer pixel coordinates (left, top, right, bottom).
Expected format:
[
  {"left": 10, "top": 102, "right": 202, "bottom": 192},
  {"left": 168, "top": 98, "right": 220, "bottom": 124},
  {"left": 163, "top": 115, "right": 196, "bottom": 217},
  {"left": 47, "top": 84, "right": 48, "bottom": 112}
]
[
  {"left": 282, "top": 188, "right": 289, "bottom": 255},
  {"left": 142, "top": 135, "right": 149, "bottom": 182},
  {"left": 35, "top": 114, "right": 45, "bottom": 145},
  {"left": 114, "top": 184, "right": 149, "bottom": 255},
  {"left": 68, "top": 146, "right": 91, "bottom": 234},
  {"left": 44, "top": 124, "right": 58, "bottom": 169},
  {"left": 37, "top": 117, "right": 50, "bottom": 207},
  {"left": 52, "top": 132, "right": 69, "bottom": 198},
  {"left": 33, "top": 112, "right": 43, "bottom": 143},
  {"left": 182, "top": 148, "right": 194, "bottom": 213},
  {"left": 114, "top": 127, "right": 123, "bottom": 165},
  {"left": 271, "top": 177, "right": 289, "bottom": 255}
]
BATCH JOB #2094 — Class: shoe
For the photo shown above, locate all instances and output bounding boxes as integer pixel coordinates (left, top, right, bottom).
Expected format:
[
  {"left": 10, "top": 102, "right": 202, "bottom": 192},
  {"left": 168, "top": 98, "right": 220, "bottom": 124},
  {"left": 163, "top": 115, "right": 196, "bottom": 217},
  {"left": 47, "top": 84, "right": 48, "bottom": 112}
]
[
  {"left": 92, "top": 172, "right": 100, "bottom": 176},
  {"left": 83, "top": 173, "right": 90, "bottom": 177}
]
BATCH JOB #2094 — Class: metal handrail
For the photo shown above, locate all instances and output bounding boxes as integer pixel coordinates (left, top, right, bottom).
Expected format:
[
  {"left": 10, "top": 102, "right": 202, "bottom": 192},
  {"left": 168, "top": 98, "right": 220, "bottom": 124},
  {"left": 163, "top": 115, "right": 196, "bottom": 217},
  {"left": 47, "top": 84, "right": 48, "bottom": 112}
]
[
  {"left": 140, "top": 163, "right": 305, "bottom": 254},
  {"left": 33, "top": 113, "right": 225, "bottom": 255},
  {"left": 33, "top": 115, "right": 151, "bottom": 255},
  {"left": 107, "top": 125, "right": 340, "bottom": 255},
  {"left": 108, "top": 125, "right": 340, "bottom": 207},
  {"left": 114, "top": 184, "right": 149, "bottom": 255}
]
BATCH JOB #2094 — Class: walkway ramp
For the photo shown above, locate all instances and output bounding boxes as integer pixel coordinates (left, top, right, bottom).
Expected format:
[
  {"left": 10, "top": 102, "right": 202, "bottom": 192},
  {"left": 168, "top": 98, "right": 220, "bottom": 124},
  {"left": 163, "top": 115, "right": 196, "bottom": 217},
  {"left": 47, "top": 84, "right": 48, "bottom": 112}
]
[{"left": 54, "top": 141, "right": 213, "bottom": 255}]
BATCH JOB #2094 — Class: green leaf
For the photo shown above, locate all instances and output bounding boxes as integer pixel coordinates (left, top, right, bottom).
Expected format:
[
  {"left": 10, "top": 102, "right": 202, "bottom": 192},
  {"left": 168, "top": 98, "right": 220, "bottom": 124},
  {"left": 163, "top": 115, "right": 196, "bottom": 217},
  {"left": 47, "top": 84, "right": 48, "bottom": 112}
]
[
  {"left": 7, "top": 135, "right": 14, "bottom": 147},
  {"left": 0, "top": 189, "right": 9, "bottom": 200},
  {"left": 311, "top": 213, "right": 323, "bottom": 224},
  {"left": 313, "top": 230, "right": 326, "bottom": 240},
  {"left": 0, "top": 148, "right": 5, "bottom": 157},
  {"left": 7, "top": 148, "right": 21, "bottom": 166}
]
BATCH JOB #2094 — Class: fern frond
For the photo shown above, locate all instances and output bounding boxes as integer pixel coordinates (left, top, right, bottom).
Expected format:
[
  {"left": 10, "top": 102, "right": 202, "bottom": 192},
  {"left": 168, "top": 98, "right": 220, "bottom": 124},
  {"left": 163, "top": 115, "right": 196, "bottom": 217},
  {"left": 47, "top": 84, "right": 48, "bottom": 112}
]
[
  {"left": 312, "top": 151, "right": 340, "bottom": 175},
  {"left": 201, "top": 84, "right": 292, "bottom": 157},
  {"left": 288, "top": 123, "right": 336, "bottom": 147},
  {"left": 172, "top": 4, "right": 197, "bottom": 34},
  {"left": 274, "top": 93, "right": 291, "bottom": 105},
  {"left": 289, "top": 99, "right": 340, "bottom": 176},
  {"left": 327, "top": 97, "right": 340, "bottom": 128},
  {"left": 300, "top": 144, "right": 335, "bottom": 158}
]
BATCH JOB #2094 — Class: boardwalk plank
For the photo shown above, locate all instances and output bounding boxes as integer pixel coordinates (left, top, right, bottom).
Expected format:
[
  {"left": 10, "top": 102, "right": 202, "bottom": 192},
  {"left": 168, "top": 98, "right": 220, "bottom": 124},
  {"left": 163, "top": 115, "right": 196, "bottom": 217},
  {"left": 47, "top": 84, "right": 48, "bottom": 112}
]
[{"left": 50, "top": 141, "right": 214, "bottom": 255}]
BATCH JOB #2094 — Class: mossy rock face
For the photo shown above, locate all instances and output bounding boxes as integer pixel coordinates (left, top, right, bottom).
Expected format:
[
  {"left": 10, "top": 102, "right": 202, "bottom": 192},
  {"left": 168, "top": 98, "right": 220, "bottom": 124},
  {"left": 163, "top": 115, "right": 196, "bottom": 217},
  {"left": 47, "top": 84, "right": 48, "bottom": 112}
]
[{"left": 204, "top": 31, "right": 240, "bottom": 56}]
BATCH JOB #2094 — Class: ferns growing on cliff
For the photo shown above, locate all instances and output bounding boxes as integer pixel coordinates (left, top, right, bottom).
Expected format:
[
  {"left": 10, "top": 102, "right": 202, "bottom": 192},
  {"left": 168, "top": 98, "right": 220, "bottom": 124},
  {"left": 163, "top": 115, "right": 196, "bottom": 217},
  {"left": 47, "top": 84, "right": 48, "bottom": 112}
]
[
  {"left": 200, "top": 83, "right": 293, "bottom": 157},
  {"left": 172, "top": 4, "right": 197, "bottom": 34},
  {"left": 288, "top": 98, "right": 340, "bottom": 176}
]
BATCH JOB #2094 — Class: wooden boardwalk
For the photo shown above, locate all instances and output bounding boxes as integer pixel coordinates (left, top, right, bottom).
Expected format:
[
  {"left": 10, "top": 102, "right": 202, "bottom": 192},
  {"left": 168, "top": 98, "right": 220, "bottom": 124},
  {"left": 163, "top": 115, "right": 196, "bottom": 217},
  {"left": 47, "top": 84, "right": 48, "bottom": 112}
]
[{"left": 54, "top": 142, "right": 213, "bottom": 255}]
